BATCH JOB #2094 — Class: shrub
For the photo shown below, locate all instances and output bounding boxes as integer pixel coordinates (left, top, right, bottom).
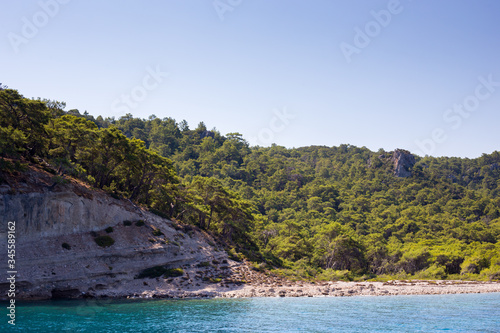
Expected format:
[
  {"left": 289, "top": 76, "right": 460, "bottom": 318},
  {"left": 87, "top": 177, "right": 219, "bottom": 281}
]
[
  {"left": 164, "top": 268, "right": 184, "bottom": 278},
  {"left": 228, "top": 249, "right": 244, "bottom": 262},
  {"left": 197, "top": 262, "right": 211, "bottom": 268},
  {"left": 110, "top": 193, "right": 120, "bottom": 200},
  {"left": 489, "top": 271, "right": 500, "bottom": 281},
  {"left": 123, "top": 220, "right": 132, "bottom": 226},
  {"left": 94, "top": 235, "right": 115, "bottom": 247},
  {"left": 152, "top": 228, "right": 164, "bottom": 236},
  {"left": 135, "top": 220, "right": 145, "bottom": 227},
  {"left": 414, "top": 264, "right": 447, "bottom": 280},
  {"left": 136, "top": 266, "right": 184, "bottom": 279},
  {"left": 149, "top": 208, "right": 169, "bottom": 219},
  {"left": 62, "top": 243, "right": 71, "bottom": 250},
  {"left": 136, "top": 266, "right": 168, "bottom": 279},
  {"left": 105, "top": 227, "right": 114, "bottom": 233},
  {"left": 51, "top": 175, "right": 68, "bottom": 185},
  {"left": 317, "top": 269, "right": 352, "bottom": 281}
]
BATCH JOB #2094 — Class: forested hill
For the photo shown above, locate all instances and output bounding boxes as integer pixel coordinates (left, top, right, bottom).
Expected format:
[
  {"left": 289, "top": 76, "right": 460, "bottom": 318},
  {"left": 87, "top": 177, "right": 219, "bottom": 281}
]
[{"left": 1, "top": 86, "right": 500, "bottom": 282}]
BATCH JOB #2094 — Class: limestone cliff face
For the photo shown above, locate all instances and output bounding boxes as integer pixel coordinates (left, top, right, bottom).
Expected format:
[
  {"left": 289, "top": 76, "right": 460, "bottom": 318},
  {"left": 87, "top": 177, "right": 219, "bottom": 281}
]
[
  {"left": 0, "top": 190, "right": 140, "bottom": 242},
  {"left": 0, "top": 167, "right": 229, "bottom": 300},
  {"left": 392, "top": 149, "right": 416, "bottom": 178}
]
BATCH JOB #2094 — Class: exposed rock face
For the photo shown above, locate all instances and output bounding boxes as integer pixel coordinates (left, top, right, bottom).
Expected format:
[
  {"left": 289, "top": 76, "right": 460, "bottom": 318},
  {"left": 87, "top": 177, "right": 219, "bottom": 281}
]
[
  {"left": 392, "top": 149, "right": 416, "bottom": 178},
  {"left": 0, "top": 167, "right": 229, "bottom": 300},
  {"left": 0, "top": 190, "right": 140, "bottom": 242}
]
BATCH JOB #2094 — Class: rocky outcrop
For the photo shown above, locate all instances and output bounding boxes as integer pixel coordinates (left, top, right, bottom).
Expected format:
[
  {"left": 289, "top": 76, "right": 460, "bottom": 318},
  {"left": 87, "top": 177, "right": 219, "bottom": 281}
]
[
  {"left": 392, "top": 149, "right": 416, "bottom": 178},
  {"left": 0, "top": 190, "right": 141, "bottom": 242}
]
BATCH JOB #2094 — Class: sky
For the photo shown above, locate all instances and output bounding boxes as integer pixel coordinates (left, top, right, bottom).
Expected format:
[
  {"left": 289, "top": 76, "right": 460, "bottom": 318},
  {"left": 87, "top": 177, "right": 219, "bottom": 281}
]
[{"left": 1, "top": 0, "right": 499, "bottom": 158}]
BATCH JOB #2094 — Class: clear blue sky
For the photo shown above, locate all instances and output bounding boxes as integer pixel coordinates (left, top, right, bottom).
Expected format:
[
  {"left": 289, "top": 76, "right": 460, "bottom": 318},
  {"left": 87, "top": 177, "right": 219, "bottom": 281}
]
[{"left": 2, "top": 0, "right": 499, "bottom": 158}]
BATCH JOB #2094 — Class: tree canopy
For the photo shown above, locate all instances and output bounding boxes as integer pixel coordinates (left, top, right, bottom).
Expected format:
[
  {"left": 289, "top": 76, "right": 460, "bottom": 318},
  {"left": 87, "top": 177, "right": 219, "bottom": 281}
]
[{"left": 1, "top": 86, "right": 500, "bottom": 281}]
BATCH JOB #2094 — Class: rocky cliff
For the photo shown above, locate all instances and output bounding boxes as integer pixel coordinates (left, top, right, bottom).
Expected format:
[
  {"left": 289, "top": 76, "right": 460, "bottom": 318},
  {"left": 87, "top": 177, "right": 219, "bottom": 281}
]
[
  {"left": 0, "top": 166, "right": 239, "bottom": 299},
  {"left": 392, "top": 149, "right": 416, "bottom": 178}
]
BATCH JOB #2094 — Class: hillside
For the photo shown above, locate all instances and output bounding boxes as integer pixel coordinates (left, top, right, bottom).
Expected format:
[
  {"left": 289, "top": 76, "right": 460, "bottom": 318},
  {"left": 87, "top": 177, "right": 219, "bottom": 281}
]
[
  {"left": 0, "top": 165, "right": 248, "bottom": 299},
  {"left": 1, "top": 86, "right": 500, "bottom": 284}
]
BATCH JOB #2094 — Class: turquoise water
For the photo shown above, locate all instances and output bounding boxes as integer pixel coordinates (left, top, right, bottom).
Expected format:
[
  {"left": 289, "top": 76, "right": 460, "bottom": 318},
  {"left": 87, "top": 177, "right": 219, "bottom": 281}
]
[{"left": 3, "top": 293, "right": 500, "bottom": 332}]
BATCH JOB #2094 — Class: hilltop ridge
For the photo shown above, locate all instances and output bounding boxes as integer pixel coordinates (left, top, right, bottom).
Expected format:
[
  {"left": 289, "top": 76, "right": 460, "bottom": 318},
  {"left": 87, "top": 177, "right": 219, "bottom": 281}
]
[{"left": 1, "top": 86, "right": 500, "bottom": 285}]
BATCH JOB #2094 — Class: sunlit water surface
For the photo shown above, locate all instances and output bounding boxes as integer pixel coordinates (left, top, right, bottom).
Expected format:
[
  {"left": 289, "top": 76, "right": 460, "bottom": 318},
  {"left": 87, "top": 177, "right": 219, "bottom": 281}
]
[{"left": 4, "top": 293, "right": 500, "bottom": 332}]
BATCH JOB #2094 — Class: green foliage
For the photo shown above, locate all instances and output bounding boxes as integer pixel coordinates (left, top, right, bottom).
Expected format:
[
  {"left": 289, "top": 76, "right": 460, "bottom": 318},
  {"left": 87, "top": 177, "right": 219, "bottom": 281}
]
[
  {"left": 135, "top": 220, "right": 145, "bottom": 227},
  {"left": 152, "top": 228, "right": 164, "bottom": 236},
  {"left": 164, "top": 268, "right": 184, "bottom": 278},
  {"left": 197, "top": 261, "right": 211, "bottom": 267},
  {"left": 94, "top": 235, "right": 115, "bottom": 247},
  {"left": 61, "top": 242, "right": 71, "bottom": 250},
  {"left": 317, "top": 269, "right": 352, "bottom": 281},
  {"left": 3, "top": 85, "right": 500, "bottom": 281},
  {"left": 0, "top": 89, "right": 51, "bottom": 163},
  {"left": 105, "top": 227, "right": 114, "bottom": 233},
  {"left": 123, "top": 220, "right": 132, "bottom": 226},
  {"left": 136, "top": 266, "right": 184, "bottom": 279}
]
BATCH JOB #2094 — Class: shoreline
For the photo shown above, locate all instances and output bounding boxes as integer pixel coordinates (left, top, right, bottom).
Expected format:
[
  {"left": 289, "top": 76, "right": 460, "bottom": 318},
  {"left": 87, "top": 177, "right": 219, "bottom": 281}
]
[
  {"left": 9, "top": 256, "right": 500, "bottom": 301},
  {"left": 98, "top": 280, "right": 500, "bottom": 300},
  {"left": 8, "top": 280, "right": 500, "bottom": 301}
]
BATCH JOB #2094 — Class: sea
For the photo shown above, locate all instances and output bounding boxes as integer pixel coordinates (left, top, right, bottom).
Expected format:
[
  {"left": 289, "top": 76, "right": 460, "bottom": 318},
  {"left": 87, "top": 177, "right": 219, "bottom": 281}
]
[{"left": 4, "top": 293, "right": 500, "bottom": 332}]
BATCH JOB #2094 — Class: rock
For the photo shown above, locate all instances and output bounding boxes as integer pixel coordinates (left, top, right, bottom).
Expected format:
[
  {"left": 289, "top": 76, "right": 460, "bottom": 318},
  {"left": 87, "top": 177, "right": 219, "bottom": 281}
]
[
  {"left": 51, "top": 288, "right": 81, "bottom": 299},
  {"left": 392, "top": 149, "right": 416, "bottom": 178},
  {"left": 0, "top": 168, "right": 230, "bottom": 300}
]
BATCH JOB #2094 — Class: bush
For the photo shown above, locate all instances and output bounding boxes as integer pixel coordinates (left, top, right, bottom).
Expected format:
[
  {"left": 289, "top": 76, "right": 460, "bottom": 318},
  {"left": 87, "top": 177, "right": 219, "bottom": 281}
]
[
  {"left": 94, "top": 235, "right": 115, "bottom": 247},
  {"left": 228, "top": 248, "right": 244, "bottom": 262},
  {"left": 51, "top": 175, "right": 68, "bottom": 185},
  {"left": 197, "top": 261, "right": 211, "bottom": 267},
  {"left": 414, "top": 264, "right": 447, "bottom": 280},
  {"left": 135, "top": 220, "right": 145, "bottom": 227},
  {"left": 136, "top": 266, "right": 167, "bottom": 279},
  {"left": 489, "top": 271, "right": 500, "bottom": 281},
  {"left": 105, "top": 227, "right": 114, "bottom": 233},
  {"left": 62, "top": 242, "right": 71, "bottom": 250},
  {"left": 149, "top": 208, "right": 169, "bottom": 219},
  {"left": 110, "top": 193, "right": 120, "bottom": 200},
  {"left": 152, "top": 228, "right": 164, "bottom": 236},
  {"left": 164, "top": 268, "right": 184, "bottom": 278},
  {"left": 317, "top": 269, "right": 352, "bottom": 281},
  {"left": 123, "top": 220, "right": 132, "bottom": 226},
  {"left": 136, "top": 266, "right": 184, "bottom": 279}
]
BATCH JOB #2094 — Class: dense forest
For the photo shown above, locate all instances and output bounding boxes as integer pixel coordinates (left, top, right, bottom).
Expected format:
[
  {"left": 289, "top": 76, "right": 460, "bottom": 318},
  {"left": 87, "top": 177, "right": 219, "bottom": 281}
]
[{"left": 1, "top": 86, "right": 500, "bottom": 282}]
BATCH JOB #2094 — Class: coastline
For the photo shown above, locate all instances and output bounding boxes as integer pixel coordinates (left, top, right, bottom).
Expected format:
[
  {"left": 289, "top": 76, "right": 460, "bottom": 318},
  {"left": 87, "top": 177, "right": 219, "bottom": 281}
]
[
  {"left": 105, "top": 261, "right": 500, "bottom": 299},
  {"left": 119, "top": 280, "right": 500, "bottom": 299},
  {"left": 11, "top": 256, "right": 500, "bottom": 300}
]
